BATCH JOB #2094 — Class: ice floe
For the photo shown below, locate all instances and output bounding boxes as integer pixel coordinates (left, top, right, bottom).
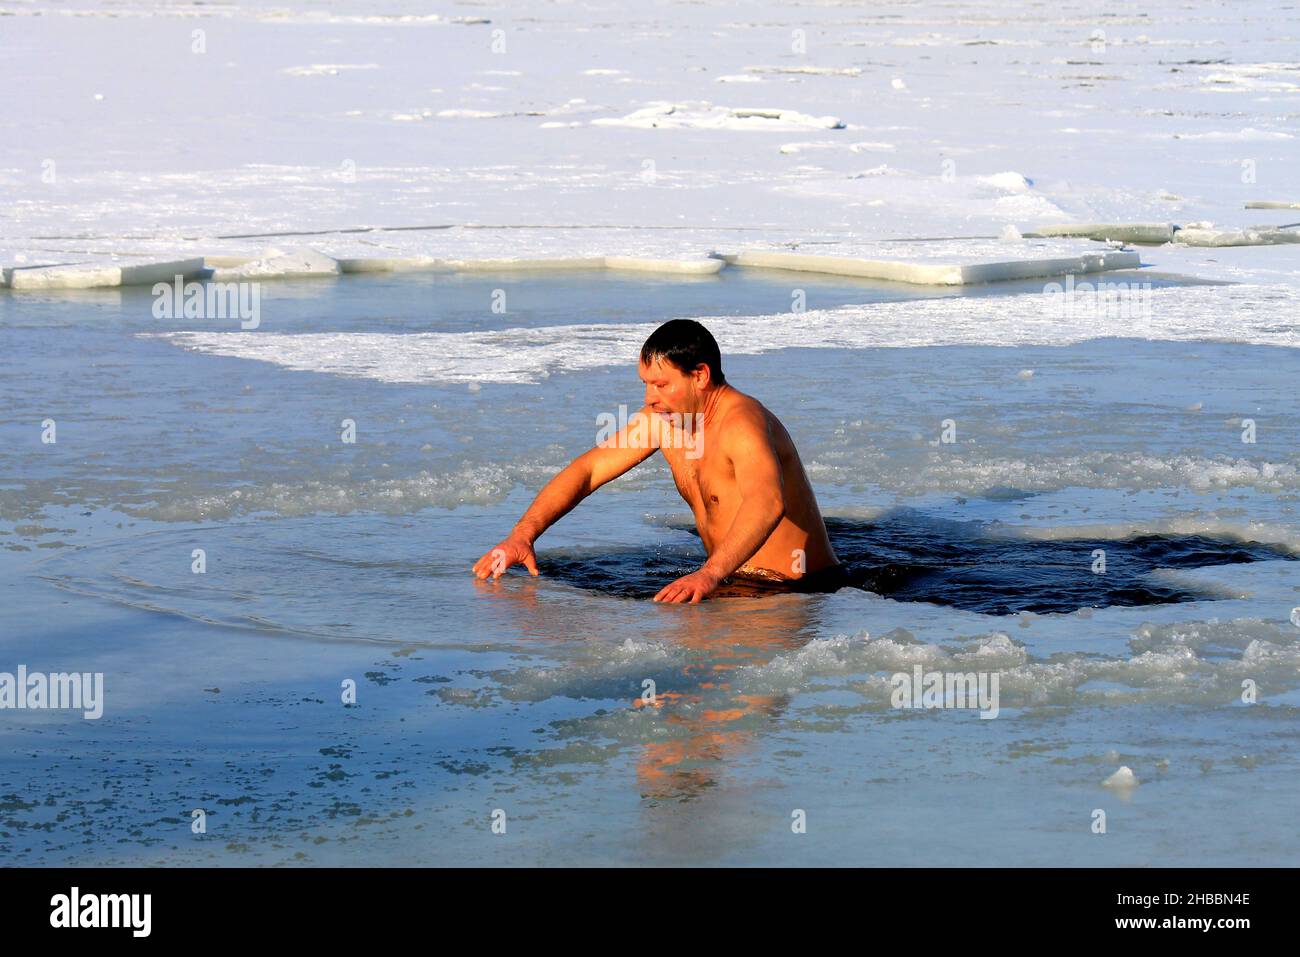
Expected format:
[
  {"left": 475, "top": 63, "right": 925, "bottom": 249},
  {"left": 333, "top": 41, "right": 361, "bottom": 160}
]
[
  {"left": 721, "top": 248, "right": 1139, "bottom": 285},
  {"left": 210, "top": 247, "right": 341, "bottom": 281},
  {"left": 1174, "top": 227, "right": 1300, "bottom": 248},
  {"left": 6, "top": 257, "right": 204, "bottom": 291},
  {"left": 4, "top": 0, "right": 1299, "bottom": 295},
  {"left": 1033, "top": 222, "right": 1177, "bottom": 244}
]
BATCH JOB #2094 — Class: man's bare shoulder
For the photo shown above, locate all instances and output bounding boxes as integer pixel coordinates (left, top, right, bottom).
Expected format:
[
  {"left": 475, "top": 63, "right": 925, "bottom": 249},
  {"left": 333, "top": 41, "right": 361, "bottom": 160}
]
[
  {"left": 714, "top": 390, "right": 777, "bottom": 451},
  {"left": 716, "top": 388, "right": 774, "bottom": 424}
]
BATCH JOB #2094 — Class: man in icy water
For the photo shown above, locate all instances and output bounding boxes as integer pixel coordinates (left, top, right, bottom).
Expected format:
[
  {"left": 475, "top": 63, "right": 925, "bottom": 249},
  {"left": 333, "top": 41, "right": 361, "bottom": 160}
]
[{"left": 472, "top": 319, "right": 843, "bottom": 602}]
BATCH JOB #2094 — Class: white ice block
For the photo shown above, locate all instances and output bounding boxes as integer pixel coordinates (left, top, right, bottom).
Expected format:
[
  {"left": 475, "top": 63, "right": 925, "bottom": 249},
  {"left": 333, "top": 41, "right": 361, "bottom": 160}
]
[
  {"left": 1173, "top": 227, "right": 1300, "bottom": 247},
  {"left": 211, "top": 247, "right": 342, "bottom": 280},
  {"left": 1032, "top": 223, "right": 1176, "bottom": 244},
  {"left": 722, "top": 249, "right": 1140, "bottom": 286},
  {"left": 442, "top": 257, "right": 607, "bottom": 271},
  {"left": 603, "top": 256, "right": 724, "bottom": 275},
  {"left": 7, "top": 258, "right": 205, "bottom": 291},
  {"left": 1102, "top": 766, "right": 1139, "bottom": 790},
  {"left": 203, "top": 255, "right": 256, "bottom": 268},
  {"left": 1244, "top": 201, "right": 1300, "bottom": 210},
  {"left": 337, "top": 256, "right": 450, "bottom": 273},
  {"left": 958, "top": 251, "right": 1142, "bottom": 283}
]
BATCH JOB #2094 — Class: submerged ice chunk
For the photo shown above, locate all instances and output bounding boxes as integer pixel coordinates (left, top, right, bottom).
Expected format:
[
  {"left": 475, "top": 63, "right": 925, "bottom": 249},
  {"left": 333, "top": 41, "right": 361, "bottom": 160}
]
[{"left": 1103, "top": 766, "right": 1139, "bottom": 790}]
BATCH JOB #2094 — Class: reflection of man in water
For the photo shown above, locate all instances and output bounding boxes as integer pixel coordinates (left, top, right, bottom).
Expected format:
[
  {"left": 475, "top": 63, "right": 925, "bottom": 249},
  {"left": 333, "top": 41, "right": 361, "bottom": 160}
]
[
  {"left": 473, "top": 568, "right": 820, "bottom": 808},
  {"left": 473, "top": 319, "right": 841, "bottom": 603}
]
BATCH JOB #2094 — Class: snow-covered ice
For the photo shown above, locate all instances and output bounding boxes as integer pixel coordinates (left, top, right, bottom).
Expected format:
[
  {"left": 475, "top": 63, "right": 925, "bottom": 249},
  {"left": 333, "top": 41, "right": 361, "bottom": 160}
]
[{"left": 1, "top": 0, "right": 1295, "bottom": 290}]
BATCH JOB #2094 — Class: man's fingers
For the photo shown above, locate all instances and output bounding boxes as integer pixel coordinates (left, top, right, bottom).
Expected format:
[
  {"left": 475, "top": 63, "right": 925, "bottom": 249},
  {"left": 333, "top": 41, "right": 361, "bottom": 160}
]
[
  {"left": 654, "top": 577, "right": 710, "bottom": 604},
  {"left": 473, "top": 548, "right": 500, "bottom": 578},
  {"left": 474, "top": 544, "right": 540, "bottom": 581},
  {"left": 471, "top": 546, "right": 542, "bottom": 581},
  {"left": 489, "top": 547, "right": 510, "bottom": 579},
  {"left": 655, "top": 583, "right": 690, "bottom": 604}
]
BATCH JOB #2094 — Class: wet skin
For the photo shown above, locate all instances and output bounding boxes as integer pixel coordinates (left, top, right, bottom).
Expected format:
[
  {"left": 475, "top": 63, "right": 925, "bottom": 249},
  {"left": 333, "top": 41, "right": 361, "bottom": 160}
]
[{"left": 472, "top": 356, "right": 838, "bottom": 602}]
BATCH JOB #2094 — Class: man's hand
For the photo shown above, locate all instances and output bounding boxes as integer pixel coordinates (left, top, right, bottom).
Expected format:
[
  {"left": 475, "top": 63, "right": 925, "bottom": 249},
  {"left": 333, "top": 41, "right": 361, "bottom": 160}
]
[
  {"left": 472, "top": 535, "right": 539, "bottom": 580},
  {"left": 653, "top": 567, "right": 723, "bottom": 604}
]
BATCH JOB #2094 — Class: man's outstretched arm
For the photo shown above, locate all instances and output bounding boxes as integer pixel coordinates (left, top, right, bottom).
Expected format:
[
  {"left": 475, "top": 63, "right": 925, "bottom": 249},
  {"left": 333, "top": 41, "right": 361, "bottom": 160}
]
[
  {"left": 472, "top": 409, "right": 661, "bottom": 580},
  {"left": 653, "top": 411, "right": 785, "bottom": 603}
]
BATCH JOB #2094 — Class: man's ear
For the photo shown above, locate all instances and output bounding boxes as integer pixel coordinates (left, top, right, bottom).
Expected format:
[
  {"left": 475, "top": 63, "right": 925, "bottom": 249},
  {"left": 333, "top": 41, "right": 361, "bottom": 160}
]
[{"left": 693, "top": 363, "right": 712, "bottom": 388}]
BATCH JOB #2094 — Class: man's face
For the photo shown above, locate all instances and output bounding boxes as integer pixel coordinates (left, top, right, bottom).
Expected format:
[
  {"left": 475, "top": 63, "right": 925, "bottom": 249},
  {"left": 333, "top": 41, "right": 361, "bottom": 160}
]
[{"left": 639, "top": 357, "right": 698, "bottom": 417}]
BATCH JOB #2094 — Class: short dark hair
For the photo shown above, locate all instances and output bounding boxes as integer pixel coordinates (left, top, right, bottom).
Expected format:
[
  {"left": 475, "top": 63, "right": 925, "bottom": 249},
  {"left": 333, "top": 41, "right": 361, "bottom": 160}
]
[{"left": 639, "top": 319, "right": 726, "bottom": 386}]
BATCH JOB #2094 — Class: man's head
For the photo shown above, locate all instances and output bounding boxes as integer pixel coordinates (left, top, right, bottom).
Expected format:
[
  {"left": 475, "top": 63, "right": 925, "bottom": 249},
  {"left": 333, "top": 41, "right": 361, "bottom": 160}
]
[{"left": 638, "top": 319, "right": 726, "bottom": 416}]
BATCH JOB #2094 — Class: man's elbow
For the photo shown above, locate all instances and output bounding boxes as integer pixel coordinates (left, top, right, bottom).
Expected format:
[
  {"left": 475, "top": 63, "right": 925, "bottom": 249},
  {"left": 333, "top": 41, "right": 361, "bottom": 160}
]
[
  {"left": 558, "top": 454, "right": 596, "bottom": 497},
  {"left": 760, "top": 493, "right": 786, "bottom": 527}
]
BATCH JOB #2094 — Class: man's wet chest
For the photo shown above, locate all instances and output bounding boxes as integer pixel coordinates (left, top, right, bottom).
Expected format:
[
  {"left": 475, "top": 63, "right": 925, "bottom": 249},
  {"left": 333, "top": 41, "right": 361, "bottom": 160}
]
[{"left": 663, "top": 444, "right": 734, "bottom": 508}]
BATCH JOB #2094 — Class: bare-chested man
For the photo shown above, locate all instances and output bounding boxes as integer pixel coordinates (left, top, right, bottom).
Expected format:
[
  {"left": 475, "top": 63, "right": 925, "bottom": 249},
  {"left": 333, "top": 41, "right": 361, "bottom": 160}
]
[{"left": 472, "top": 319, "right": 841, "bottom": 603}]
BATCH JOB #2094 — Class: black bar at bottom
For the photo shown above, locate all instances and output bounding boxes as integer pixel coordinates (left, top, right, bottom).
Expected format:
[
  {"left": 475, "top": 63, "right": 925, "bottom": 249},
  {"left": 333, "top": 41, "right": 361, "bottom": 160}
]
[{"left": 0, "top": 867, "right": 1282, "bottom": 941}]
